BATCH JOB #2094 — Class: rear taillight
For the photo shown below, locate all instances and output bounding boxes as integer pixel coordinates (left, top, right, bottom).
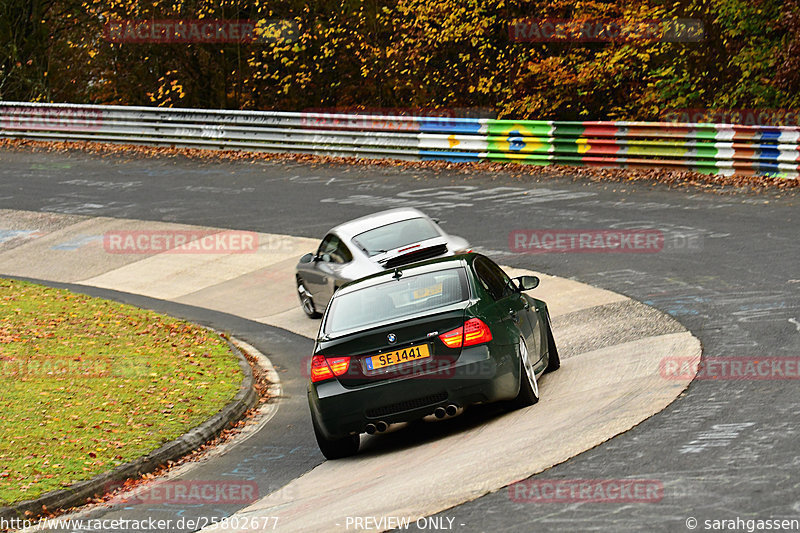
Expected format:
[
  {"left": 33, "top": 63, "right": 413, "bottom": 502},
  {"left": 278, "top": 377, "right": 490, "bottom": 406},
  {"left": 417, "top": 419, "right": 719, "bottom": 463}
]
[
  {"left": 464, "top": 318, "right": 492, "bottom": 345},
  {"left": 439, "top": 327, "right": 464, "bottom": 348},
  {"left": 328, "top": 357, "right": 350, "bottom": 376},
  {"left": 310, "top": 355, "right": 351, "bottom": 383},
  {"left": 438, "top": 318, "right": 493, "bottom": 348}
]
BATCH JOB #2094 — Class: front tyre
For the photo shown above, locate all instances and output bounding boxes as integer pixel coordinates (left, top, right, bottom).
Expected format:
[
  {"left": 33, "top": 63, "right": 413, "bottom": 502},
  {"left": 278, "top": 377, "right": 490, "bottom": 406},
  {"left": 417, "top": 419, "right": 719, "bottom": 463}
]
[
  {"left": 312, "top": 413, "right": 360, "bottom": 460},
  {"left": 512, "top": 337, "right": 540, "bottom": 408},
  {"left": 544, "top": 313, "right": 560, "bottom": 373}
]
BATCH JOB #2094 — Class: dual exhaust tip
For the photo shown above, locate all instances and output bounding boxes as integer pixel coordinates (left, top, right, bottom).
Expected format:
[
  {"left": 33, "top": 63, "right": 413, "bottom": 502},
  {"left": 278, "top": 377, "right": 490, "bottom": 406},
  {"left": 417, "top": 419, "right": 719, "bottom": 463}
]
[
  {"left": 365, "top": 404, "right": 461, "bottom": 434},
  {"left": 434, "top": 404, "right": 460, "bottom": 419},
  {"left": 365, "top": 421, "right": 389, "bottom": 434}
]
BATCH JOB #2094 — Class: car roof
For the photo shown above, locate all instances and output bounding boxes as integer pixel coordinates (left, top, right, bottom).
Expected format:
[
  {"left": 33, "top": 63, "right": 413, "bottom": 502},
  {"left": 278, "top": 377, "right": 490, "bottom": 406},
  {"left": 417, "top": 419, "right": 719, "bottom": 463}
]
[
  {"left": 330, "top": 207, "right": 430, "bottom": 240},
  {"left": 334, "top": 253, "right": 479, "bottom": 296}
]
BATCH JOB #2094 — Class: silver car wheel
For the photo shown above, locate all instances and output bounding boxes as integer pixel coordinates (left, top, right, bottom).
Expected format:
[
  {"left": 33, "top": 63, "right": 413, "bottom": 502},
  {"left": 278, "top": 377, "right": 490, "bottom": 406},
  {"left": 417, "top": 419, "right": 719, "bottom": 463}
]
[
  {"left": 297, "top": 280, "right": 318, "bottom": 317},
  {"left": 520, "top": 338, "right": 539, "bottom": 400}
]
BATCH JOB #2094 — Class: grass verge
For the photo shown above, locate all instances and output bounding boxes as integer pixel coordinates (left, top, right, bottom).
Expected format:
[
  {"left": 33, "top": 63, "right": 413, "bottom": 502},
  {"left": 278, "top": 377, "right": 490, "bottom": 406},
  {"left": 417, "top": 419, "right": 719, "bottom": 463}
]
[{"left": 0, "top": 278, "right": 242, "bottom": 505}]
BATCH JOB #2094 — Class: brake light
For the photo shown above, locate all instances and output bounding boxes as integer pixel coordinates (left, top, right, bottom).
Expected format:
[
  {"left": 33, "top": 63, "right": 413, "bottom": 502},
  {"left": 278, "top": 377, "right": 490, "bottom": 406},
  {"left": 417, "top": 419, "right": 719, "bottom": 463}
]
[
  {"left": 328, "top": 357, "right": 350, "bottom": 376},
  {"left": 438, "top": 318, "right": 492, "bottom": 348},
  {"left": 310, "top": 355, "right": 333, "bottom": 382},
  {"left": 439, "top": 327, "right": 464, "bottom": 348},
  {"left": 310, "top": 355, "right": 351, "bottom": 383},
  {"left": 464, "top": 318, "right": 492, "bottom": 345}
]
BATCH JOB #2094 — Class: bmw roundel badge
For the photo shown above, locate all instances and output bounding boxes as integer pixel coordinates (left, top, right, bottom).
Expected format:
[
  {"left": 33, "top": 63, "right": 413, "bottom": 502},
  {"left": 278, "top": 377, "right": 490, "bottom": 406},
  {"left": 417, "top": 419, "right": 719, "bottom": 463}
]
[{"left": 387, "top": 333, "right": 397, "bottom": 344}]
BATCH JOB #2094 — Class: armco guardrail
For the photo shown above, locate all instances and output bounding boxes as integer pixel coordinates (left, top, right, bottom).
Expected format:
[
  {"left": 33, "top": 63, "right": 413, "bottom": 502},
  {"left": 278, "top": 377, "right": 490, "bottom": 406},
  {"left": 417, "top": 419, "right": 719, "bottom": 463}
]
[{"left": 1, "top": 101, "right": 798, "bottom": 178}]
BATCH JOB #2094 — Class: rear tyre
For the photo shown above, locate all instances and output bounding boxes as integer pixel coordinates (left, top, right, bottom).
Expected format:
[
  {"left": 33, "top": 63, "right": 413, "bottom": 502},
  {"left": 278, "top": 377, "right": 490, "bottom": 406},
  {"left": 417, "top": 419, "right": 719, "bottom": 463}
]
[
  {"left": 297, "top": 277, "right": 321, "bottom": 318},
  {"left": 544, "top": 314, "right": 560, "bottom": 373},
  {"left": 512, "top": 338, "right": 540, "bottom": 408},
  {"left": 312, "top": 414, "right": 360, "bottom": 460}
]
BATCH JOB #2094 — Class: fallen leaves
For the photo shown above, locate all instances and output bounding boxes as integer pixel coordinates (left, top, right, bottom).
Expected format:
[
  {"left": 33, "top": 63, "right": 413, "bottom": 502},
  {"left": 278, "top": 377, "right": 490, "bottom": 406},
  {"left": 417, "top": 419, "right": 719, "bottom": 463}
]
[{"left": 0, "top": 138, "right": 796, "bottom": 193}]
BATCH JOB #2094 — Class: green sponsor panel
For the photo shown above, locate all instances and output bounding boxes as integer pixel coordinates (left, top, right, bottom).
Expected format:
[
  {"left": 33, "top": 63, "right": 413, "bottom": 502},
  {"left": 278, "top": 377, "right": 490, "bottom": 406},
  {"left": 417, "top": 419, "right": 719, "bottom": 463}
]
[
  {"left": 685, "top": 146, "right": 722, "bottom": 159},
  {"left": 551, "top": 138, "right": 583, "bottom": 154},
  {"left": 552, "top": 124, "right": 590, "bottom": 138},
  {"left": 486, "top": 120, "right": 553, "bottom": 137}
]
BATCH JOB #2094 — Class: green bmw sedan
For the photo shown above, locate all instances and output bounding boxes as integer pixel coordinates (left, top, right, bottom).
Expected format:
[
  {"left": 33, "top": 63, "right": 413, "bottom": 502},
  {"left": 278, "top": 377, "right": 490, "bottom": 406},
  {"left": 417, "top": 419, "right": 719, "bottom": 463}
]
[{"left": 307, "top": 253, "right": 559, "bottom": 459}]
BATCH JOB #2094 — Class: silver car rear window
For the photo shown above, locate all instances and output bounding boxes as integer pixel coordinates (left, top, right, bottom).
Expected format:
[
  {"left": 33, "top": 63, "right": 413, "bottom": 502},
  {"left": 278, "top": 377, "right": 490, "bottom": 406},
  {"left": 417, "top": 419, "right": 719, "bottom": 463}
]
[
  {"left": 352, "top": 218, "right": 440, "bottom": 257},
  {"left": 324, "top": 268, "right": 468, "bottom": 334}
]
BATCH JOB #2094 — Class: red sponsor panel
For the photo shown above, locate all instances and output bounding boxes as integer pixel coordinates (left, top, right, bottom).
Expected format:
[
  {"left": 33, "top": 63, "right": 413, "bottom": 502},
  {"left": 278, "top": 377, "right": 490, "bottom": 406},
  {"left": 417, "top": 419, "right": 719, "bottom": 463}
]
[{"left": 581, "top": 143, "right": 624, "bottom": 156}]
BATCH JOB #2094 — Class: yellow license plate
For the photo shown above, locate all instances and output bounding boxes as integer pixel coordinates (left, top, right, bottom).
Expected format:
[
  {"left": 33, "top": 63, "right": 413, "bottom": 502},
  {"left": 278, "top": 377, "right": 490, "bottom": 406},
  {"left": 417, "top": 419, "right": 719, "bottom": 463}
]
[
  {"left": 413, "top": 283, "right": 443, "bottom": 300},
  {"left": 366, "top": 344, "right": 431, "bottom": 371}
]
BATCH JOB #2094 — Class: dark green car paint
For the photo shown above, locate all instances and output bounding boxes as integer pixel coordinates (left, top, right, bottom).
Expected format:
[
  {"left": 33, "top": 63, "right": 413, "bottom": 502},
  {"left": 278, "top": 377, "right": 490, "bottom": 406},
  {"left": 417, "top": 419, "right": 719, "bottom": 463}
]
[{"left": 307, "top": 253, "right": 558, "bottom": 456}]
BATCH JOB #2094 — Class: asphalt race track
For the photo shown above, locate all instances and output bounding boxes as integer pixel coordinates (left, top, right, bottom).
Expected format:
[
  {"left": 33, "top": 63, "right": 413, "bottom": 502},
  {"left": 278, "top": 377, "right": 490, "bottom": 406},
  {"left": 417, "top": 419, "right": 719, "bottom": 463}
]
[{"left": 0, "top": 148, "right": 798, "bottom": 532}]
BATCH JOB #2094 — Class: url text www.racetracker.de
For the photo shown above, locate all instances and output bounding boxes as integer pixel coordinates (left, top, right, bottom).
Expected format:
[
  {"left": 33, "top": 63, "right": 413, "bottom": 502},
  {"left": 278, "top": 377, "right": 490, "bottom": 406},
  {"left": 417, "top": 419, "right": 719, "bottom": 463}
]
[{"left": 0, "top": 516, "right": 279, "bottom": 531}]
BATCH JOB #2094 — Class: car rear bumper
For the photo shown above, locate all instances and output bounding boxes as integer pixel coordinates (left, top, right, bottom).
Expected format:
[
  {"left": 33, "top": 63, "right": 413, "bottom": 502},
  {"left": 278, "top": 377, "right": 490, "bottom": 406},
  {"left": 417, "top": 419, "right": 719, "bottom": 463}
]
[{"left": 308, "top": 344, "right": 518, "bottom": 439}]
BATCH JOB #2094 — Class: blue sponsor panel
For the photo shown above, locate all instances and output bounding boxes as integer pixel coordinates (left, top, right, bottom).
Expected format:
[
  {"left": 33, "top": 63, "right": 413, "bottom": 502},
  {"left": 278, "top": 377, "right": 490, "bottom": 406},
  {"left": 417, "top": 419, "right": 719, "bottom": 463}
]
[
  {"left": 748, "top": 147, "right": 781, "bottom": 162},
  {"left": 418, "top": 117, "right": 483, "bottom": 134},
  {"left": 755, "top": 130, "right": 783, "bottom": 142},
  {"left": 754, "top": 161, "right": 782, "bottom": 173}
]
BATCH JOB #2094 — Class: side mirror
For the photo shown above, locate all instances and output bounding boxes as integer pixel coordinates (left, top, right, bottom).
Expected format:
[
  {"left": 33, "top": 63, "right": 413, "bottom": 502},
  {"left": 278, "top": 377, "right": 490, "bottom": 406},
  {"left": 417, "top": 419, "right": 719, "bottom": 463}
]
[
  {"left": 514, "top": 275, "right": 539, "bottom": 291},
  {"left": 299, "top": 252, "right": 314, "bottom": 264}
]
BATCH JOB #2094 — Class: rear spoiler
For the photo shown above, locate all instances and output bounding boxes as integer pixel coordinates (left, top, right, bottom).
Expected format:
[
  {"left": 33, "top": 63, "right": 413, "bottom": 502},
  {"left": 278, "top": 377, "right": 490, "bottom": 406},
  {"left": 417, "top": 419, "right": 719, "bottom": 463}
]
[{"left": 379, "top": 243, "right": 448, "bottom": 269}]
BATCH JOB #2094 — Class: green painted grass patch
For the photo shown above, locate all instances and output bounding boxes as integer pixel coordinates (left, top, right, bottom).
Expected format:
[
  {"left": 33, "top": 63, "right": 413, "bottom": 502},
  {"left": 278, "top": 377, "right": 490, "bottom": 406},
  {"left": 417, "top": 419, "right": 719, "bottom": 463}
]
[{"left": 0, "top": 278, "right": 242, "bottom": 504}]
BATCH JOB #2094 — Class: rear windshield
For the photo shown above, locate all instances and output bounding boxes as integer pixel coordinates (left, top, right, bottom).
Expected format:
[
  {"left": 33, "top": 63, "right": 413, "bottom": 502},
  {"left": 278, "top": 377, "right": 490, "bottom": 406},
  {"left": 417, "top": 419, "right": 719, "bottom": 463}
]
[
  {"left": 352, "top": 217, "right": 440, "bottom": 257},
  {"left": 324, "top": 268, "right": 469, "bottom": 334}
]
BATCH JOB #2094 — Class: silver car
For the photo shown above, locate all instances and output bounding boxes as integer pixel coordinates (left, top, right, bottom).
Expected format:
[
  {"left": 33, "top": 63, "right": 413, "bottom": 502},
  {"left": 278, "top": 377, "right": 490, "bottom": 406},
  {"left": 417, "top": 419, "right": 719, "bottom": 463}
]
[{"left": 295, "top": 208, "right": 471, "bottom": 317}]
